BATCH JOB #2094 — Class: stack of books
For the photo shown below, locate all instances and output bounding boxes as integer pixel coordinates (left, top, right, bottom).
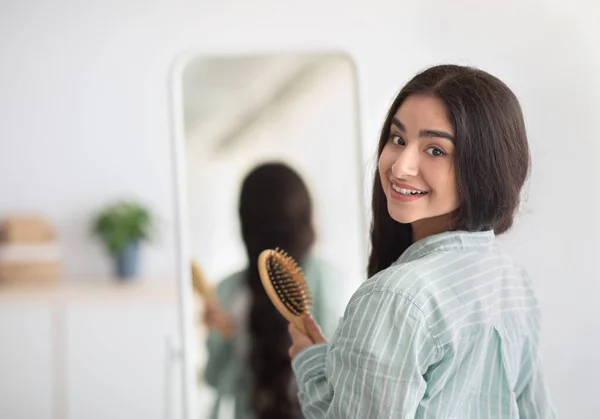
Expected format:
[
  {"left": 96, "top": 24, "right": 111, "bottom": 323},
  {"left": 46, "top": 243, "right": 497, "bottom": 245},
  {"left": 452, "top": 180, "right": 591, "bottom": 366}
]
[{"left": 0, "top": 216, "right": 61, "bottom": 285}]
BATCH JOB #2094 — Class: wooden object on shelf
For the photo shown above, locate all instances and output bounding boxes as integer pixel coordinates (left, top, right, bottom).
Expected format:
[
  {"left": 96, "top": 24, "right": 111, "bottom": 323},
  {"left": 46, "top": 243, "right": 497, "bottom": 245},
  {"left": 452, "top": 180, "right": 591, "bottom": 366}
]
[
  {"left": 0, "top": 216, "right": 61, "bottom": 285},
  {"left": 0, "top": 261, "right": 61, "bottom": 285},
  {"left": 0, "top": 279, "right": 177, "bottom": 302},
  {"left": 0, "top": 216, "right": 54, "bottom": 243}
]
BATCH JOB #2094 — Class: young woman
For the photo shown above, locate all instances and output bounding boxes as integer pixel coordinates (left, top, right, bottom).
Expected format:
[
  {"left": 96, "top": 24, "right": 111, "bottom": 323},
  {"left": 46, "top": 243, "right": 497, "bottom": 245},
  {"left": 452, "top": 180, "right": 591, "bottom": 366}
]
[
  {"left": 203, "top": 162, "right": 343, "bottom": 419},
  {"left": 288, "top": 65, "right": 555, "bottom": 418}
]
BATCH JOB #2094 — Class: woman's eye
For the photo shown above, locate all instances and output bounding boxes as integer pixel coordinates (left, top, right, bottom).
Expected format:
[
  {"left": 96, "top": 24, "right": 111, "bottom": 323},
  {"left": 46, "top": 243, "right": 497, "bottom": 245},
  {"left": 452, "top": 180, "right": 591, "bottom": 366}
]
[
  {"left": 390, "top": 134, "right": 405, "bottom": 146},
  {"left": 427, "top": 147, "right": 446, "bottom": 157}
]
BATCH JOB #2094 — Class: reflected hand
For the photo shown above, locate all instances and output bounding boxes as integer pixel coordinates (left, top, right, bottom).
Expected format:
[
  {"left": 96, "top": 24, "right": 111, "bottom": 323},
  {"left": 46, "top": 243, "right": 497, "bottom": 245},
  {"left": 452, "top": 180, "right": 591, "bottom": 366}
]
[
  {"left": 288, "top": 314, "right": 327, "bottom": 359},
  {"left": 203, "top": 299, "right": 235, "bottom": 338}
]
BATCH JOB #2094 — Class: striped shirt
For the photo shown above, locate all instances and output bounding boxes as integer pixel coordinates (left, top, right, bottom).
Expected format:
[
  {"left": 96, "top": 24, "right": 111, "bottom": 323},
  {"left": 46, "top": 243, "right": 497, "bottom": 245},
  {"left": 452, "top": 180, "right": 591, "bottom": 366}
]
[{"left": 292, "top": 230, "right": 555, "bottom": 418}]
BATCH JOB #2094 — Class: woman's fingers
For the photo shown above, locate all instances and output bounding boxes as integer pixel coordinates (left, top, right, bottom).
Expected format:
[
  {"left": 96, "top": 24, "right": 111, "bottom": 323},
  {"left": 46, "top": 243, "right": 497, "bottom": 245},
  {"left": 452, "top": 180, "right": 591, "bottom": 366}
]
[
  {"left": 303, "top": 314, "right": 327, "bottom": 344},
  {"left": 288, "top": 316, "right": 327, "bottom": 359},
  {"left": 288, "top": 322, "right": 314, "bottom": 358}
]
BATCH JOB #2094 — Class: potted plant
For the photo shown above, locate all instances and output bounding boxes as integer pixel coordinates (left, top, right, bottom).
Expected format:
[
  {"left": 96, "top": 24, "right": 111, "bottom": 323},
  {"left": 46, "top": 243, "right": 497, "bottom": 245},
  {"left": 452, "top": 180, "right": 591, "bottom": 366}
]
[{"left": 92, "top": 200, "right": 153, "bottom": 279}]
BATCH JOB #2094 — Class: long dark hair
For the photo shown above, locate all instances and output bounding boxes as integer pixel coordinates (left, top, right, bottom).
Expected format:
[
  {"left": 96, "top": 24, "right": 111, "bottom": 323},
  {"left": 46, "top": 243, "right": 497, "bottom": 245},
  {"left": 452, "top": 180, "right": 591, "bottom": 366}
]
[
  {"left": 369, "top": 64, "right": 530, "bottom": 277},
  {"left": 238, "top": 162, "right": 314, "bottom": 419}
]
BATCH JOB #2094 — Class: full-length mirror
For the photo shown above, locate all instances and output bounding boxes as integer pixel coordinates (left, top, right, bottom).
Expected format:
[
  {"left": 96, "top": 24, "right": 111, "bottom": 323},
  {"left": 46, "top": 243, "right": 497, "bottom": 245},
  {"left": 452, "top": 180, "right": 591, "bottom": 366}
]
[{"left": 178, "top": 53, "right": 366, "bottom": 418}]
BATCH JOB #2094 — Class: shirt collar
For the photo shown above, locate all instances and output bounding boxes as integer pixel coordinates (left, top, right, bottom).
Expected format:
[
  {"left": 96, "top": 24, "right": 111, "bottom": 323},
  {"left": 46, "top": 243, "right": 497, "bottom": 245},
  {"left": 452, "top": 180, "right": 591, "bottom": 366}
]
[{"left": 396, "top": 230, "right": 496, "bottom": 264}]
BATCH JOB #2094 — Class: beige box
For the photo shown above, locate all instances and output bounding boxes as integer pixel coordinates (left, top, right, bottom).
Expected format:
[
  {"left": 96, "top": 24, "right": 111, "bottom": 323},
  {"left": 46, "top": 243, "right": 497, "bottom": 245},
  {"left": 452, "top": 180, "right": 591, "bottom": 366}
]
[{"left": 0, "top": 216, "right": 54, "bottom": 243}]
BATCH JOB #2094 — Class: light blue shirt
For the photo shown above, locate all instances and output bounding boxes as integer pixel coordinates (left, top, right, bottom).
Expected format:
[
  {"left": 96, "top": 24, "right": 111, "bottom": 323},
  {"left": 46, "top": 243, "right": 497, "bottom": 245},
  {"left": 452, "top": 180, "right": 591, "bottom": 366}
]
[{"left": 292, "top": 230, "right": 555, "bottom": 418}]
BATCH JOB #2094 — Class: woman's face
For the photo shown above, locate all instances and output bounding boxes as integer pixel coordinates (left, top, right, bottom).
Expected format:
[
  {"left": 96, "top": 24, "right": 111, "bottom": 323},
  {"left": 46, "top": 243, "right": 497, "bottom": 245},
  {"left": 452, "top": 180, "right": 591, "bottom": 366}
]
[{"left": 378, "top": 94, "right": 460, "bottom": 229}]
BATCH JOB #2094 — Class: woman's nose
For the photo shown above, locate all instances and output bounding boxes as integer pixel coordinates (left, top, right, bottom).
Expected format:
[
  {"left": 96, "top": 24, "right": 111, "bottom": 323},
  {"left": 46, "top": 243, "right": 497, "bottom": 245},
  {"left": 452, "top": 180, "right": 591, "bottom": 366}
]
[{"left": 391, "top": 146, "right": 419, "bottom": 178}]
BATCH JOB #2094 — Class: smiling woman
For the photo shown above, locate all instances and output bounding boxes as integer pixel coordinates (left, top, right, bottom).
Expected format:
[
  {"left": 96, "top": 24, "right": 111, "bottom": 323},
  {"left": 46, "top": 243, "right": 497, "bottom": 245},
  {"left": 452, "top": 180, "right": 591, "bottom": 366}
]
[{"left": 288, "top": 64, "right": 555, "bottom": 419}]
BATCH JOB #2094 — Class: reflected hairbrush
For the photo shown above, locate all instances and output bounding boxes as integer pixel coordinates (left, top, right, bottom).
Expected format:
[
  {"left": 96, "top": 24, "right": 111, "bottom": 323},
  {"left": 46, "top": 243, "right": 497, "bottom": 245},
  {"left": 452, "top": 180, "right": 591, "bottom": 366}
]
[
  {"left": 191, "top": 260, "right": 214, "bottom": 300},
  {"left": 257, "top": 248, "right": 312, "bottom": 333},
  {"left": 191, "top": 260, "right": 234, "bottom": 338}
]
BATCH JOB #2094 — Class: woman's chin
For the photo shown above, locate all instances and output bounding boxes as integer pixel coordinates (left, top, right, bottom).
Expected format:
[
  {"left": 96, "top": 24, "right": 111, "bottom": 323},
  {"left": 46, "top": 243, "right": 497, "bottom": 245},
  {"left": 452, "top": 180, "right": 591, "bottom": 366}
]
[{"left": 387, "top": 208, "right": 418, "bottom": 224}]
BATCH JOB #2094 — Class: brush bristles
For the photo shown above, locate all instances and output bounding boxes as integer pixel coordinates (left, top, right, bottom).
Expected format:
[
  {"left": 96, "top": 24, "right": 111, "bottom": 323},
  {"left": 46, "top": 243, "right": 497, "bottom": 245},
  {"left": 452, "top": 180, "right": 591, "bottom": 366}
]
[{"left": 266, "top": 248, "right": 312, "bottom": 316}]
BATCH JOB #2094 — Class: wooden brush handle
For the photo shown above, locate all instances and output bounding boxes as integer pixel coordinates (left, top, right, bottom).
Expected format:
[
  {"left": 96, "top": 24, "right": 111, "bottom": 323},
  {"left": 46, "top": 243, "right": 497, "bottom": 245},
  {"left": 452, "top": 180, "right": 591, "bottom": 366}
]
[
  {"left": 191, "top": 261, "right": 235, "bottom": 338},
  {"left": 191, "top": 261, "right": 214, "bottom": 300},
  {"left": 290, "top": 315, "right": 307, "bottom": 334}
]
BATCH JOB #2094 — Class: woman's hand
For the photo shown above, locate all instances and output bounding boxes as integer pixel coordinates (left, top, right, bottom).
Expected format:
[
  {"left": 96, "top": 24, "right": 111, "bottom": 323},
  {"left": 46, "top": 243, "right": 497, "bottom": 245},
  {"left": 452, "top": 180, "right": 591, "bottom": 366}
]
[
  {"left": 288, "top": 314, "right": 327, "bottom": 359},
  {"left": 203, "top": 299, "right": 235, "bottom": 338}
]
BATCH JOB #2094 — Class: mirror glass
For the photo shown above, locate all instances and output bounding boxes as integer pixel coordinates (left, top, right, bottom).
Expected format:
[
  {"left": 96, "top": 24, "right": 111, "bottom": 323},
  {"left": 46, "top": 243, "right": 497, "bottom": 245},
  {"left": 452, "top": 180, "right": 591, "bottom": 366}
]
[{"left": 180, "top": 52, "right": 366, "bottom": 418}]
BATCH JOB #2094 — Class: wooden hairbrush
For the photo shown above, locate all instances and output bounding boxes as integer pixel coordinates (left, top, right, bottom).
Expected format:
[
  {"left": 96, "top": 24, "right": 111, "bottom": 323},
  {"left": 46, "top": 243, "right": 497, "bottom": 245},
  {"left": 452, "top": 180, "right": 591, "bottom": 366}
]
[
  {"left": 257, "top": 248, "right": 312, "bottom": 333},
  {"left": 191, "top": 260, "right": 214, "bottom": 300},
  {"left": 191, "top": 261, "right": 234, "bottom": 338}
]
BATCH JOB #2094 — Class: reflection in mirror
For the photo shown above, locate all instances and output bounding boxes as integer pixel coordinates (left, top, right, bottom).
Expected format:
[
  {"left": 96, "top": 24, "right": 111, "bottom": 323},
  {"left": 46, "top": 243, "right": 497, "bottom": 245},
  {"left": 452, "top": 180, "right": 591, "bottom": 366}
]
[{"left": 181, "top": 53, "right": 365, "bottom": 419}]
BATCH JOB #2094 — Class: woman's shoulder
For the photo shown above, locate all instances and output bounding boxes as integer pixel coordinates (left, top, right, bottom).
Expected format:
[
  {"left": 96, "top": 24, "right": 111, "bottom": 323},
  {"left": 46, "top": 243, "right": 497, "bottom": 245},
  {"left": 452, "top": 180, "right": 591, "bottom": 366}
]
[
  {"left": 350, "top": 248, "right": 503, "bottom": 308},
  {"left": 214, "top": 270, "right": 247, "bottom": 302},
  {"left": 350, "top": 246, "right": 532, "bottom": 324},
  {"left": 354, "top": 255, "right": 440, "bottom": 298},
  {"left": 302, "top": 253, "right": 346, "bottom": 290},
  {"left": 302, "top": 253, "right": 351, "bottom": 325},
  {"left": 303, "top": 253, "right": 333, "bottom": 274}
]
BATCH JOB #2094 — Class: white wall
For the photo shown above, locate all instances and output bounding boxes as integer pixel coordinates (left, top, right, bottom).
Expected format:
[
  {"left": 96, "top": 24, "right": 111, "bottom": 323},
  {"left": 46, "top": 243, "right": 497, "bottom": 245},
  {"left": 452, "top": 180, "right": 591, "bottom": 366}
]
[{"left": 1, "top": 0, "right": 598, "bottom": 416}]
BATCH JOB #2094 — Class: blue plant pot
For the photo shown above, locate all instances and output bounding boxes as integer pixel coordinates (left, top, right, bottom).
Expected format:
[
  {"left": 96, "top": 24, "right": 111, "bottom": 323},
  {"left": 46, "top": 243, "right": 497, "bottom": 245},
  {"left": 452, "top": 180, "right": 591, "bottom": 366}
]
[{"left": 115, "top": 240, "right": 140, "bottom": 279}]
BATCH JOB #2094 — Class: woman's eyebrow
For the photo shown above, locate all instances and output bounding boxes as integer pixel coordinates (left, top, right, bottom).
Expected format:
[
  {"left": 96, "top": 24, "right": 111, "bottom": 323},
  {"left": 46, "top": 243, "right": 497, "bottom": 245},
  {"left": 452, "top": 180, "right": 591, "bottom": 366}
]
[{"left": 392, "top": 117, "right": 454, "bottom": 142}]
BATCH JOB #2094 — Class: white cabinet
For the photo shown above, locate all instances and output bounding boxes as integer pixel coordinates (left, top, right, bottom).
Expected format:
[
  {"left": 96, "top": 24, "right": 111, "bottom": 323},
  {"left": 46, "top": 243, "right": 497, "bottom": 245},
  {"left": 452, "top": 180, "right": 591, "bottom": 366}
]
[
  {"left": 0, "top": 282, "right": 181, "bottom": 419},
  {"left": 66, "top": 302, "right": 178, "bottom": 419},
  {"left": 0, "top": 303, "right": 54, "bottom": 419}
]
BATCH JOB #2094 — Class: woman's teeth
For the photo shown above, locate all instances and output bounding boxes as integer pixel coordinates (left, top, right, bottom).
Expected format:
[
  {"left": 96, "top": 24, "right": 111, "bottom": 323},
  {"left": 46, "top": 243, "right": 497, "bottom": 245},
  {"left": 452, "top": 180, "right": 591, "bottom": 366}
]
[{"left": 392, "top": 184, "right": 427, "bottom": 195}]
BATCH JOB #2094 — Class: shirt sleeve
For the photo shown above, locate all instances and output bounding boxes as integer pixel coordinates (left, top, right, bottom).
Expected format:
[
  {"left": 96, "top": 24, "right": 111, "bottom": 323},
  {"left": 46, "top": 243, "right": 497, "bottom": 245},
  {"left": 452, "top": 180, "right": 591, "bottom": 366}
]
[
  {"left": 292, "top": 290, "right": 440, "bottom": 418},
  {"left": 202, "top": 278, "right": 237, "bottom": 390},
  {"left": 203, "top": 329, "right": 235, "bottom": 389},
  {"left": 517, "top": 355, "right": 556, "bottom": 418}
]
